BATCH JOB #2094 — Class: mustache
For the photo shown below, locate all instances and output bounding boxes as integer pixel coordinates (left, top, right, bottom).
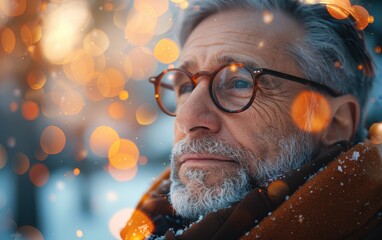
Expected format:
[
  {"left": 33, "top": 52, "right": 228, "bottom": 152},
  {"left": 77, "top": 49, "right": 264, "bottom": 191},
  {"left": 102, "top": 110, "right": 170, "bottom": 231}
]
[{"left": 171, "top": 136, "right": 253, "bottom": 165}]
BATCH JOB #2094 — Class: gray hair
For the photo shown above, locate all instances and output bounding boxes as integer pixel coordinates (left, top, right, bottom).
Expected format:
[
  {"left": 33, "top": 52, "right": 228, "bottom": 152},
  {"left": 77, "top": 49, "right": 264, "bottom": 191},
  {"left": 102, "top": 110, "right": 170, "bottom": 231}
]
[{"left": 177, "top": 0, "right": 375, "bottom": 142}]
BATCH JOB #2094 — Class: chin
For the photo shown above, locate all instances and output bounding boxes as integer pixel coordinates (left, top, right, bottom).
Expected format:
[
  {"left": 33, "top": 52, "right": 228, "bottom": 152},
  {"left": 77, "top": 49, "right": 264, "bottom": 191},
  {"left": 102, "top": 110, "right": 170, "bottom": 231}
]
[{"left": 170, "top": 167, "right": 252, "bottom": 220}]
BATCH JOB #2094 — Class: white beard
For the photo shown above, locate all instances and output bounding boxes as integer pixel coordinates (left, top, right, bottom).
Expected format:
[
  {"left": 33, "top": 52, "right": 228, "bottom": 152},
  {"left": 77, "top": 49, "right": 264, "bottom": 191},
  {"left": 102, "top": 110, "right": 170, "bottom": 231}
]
[{"left": 170, "top": 132, "right": 313, "bottom": 220}]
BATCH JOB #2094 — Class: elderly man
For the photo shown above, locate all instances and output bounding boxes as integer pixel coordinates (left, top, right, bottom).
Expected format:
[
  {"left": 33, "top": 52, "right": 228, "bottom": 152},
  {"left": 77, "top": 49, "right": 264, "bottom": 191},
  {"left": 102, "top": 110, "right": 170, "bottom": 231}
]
[{"left": 121, "top": 0, "right": 382, "bottom": 239}]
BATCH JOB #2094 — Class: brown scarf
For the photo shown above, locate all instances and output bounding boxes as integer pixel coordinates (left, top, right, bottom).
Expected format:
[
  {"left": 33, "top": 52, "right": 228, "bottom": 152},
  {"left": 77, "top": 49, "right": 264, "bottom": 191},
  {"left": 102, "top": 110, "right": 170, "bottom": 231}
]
[{"left": 120, "top": 142, "right": 382, "bottom": 239}]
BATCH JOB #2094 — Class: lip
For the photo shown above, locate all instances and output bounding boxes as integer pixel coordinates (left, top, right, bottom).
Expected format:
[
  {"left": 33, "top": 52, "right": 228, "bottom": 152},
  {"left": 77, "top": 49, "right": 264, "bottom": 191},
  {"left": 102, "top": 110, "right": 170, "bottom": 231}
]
[{"left": 180, "top": 153, "right": 237, "bottom": 165}]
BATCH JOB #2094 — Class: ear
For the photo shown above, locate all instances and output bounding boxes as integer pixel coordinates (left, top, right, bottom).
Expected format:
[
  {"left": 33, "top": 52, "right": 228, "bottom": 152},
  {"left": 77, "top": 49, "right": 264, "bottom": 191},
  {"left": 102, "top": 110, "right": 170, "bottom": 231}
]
[{"left": 321, "top": 95, "right": 360, "bottom": 145}]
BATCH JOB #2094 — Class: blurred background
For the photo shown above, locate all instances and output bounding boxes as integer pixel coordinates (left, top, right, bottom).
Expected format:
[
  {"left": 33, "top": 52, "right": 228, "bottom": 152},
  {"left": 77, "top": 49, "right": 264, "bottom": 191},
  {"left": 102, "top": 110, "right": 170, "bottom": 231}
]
[{"left": 0, "top": 0, "right": 380, "bottom": 239}]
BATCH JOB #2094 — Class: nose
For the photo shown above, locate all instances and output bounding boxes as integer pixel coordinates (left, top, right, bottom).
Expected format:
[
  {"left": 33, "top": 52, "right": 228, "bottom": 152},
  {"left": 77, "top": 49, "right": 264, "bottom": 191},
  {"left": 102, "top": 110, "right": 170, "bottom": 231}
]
[{"left": 175, "top": 79, "right": 221, "bottom": 136}]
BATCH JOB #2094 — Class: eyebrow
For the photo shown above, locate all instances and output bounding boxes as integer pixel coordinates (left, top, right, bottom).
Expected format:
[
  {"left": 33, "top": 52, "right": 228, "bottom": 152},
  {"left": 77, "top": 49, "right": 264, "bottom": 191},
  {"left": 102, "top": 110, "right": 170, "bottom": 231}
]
[{"left": 178, "top": 55, "right": 262, "bottom": 71}]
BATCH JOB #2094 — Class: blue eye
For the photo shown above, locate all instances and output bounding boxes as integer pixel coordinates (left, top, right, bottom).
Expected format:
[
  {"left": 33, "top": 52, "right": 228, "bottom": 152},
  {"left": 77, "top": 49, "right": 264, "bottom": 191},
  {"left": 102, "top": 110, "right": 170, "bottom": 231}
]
[
  {"left": 178, "top": 83, "right": 193, "bottom": 95},
  {"left": 233, "top": 79, "right": 253, "bottom": 89}
]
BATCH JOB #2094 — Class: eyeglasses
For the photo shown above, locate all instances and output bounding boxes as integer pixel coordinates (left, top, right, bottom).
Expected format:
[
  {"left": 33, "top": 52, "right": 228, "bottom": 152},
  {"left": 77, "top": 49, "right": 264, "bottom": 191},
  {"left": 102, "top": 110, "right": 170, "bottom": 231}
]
[{"left": 149, "top": 63, "right": 340, "bottom": 117}]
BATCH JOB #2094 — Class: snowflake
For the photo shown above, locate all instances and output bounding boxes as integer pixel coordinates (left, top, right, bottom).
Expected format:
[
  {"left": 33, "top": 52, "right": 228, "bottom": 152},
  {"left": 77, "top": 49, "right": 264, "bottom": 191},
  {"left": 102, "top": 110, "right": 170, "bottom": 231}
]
[{"left": 351, "top": 151, "right": 360, "bottom": 161}]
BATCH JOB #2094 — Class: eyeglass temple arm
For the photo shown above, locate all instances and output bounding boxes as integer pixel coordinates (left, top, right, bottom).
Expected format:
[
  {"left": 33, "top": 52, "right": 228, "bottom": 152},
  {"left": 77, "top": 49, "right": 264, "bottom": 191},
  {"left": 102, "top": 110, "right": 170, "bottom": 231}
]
[
  {"left": 261, "top": 69, "right": 340, "bottom": 97},
  {"left": 149, "top": 77, "right": 174, "bottom": 91}
]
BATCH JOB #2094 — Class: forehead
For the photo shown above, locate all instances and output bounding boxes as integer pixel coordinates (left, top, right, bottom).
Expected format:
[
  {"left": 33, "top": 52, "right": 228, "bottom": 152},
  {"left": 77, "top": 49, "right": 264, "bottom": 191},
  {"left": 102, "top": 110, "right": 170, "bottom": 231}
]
[{"left": 180, "top": 9, "right": 304, "bottom": 71}]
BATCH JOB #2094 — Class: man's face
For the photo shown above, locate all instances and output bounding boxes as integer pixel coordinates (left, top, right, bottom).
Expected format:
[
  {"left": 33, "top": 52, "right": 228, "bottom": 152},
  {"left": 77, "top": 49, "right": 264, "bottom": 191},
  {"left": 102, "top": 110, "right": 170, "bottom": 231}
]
[{"left": 170, "top": 9, "right": 318, "bottom": 219}]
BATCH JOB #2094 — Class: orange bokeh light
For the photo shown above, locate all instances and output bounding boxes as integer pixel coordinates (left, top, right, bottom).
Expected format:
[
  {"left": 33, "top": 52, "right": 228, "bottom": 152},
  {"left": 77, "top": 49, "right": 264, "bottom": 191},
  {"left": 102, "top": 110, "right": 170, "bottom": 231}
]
[
  {"left": 12, "top": 152, "right": 30, "bottom": 175},
  {"left": 136, "top": 104, "right": 158, "bottom": 125},
  {"left": 89, "top": 126, "right": 120, "bottom": 158},
  {"left": 64, "top": 50, "right": 95, "bottom": 85},
  {"left": 34, "top": 148, "right": 48, "bottom": 161},
  {"left": 9, "top": 102, "right": 18, "bottom": 112},
  {"left": 60, "top": 90, "right": 85, "bottom": 116},
  {"left": 154, "top": 38, "right": 180, "bottom": 64},
  {"left": 291, "top": 91, "right": 331, "bottom": 133},
  {"left": 1, "top": 27, "right": 16, "bottom": 54},
  {"left": 29, "top": 163, "right": 50, "bottom": 187},
  {"left": 73, "top": 168, "right": 80, "bottom": 176},
  {"left": 109, "top": 208, "right": 135, "bottom": 239},
  {"left": 97, "top": 68, "right": 126, "bottom": 98},
  {"left": 40, "top": 126, "right": 66, "bottom": 155},
  {"left": 119, "top": 90, "right": 129, "bottom": 101},
  {"left": 1, "top": 0, "right": 27, "bottom": 17},
  {"left": 108, "top": 102, "right": 125, "bottom": 120},
  {"left": 120, "top": 209, "right": 154, "bottom": 240},
  {"left": 352, "top": 5, "right": 369, "bottom": 30},
  {"left": 134, "top": 0, "right": 169, "bottom": 17},
  {"left": 26, "top": 0, "right": 41, "bottom": 15},
  {"left": 83, "top": 29, "right": 110, "bottom": 56},
  {"left": 325, "top": 0, "right": 351, "bottom": 20},
  {"left": 108, "top": 164, "right": 138, "bottom": 182},
  {"left": 125, "top": 8, "right": 156, "bottom": 46},
  {"left": 15, "top": 226, "right": 44, "bottom": 240},
  {"left": 22, "top": 101, "right": 40, "bottom": 121},
  {"left": 108, "top": 139, "right": 139, "bottom": 170},
  {"left": 85, "top": 78, "right": 106, "bottom": 102},
  {"left": 27, "top": 69, "right": 46, "bottom": 90},
  {"left": 20, "top": 21, "right": 42, "bottom": 46},
  {"left": 375, "top": 46, "right": 382, "bottom": 54},
  {"left": 368, "top": 122, "right": 382, "bottom": 145}
]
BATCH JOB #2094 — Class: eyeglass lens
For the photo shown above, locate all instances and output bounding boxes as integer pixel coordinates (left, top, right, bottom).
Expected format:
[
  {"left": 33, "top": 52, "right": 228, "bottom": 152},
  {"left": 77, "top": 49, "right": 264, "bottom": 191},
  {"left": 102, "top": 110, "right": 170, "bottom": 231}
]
[{"left": 158, "top": 65, "right": 255, "bottom": 115}]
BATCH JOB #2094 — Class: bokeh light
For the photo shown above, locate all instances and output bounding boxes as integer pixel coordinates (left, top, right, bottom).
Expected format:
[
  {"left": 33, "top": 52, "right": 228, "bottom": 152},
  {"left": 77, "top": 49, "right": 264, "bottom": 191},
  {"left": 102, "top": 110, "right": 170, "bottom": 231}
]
[
  {"left": 21, "top": 100, "right": 40, "bottom": 121},
  {"left": 60, "top": 90, "right": 85, "bottom": 116},
  {"left": 134, "top": 0, "right": 169, "bottom": 17},
  {"left": 76, "top": 229, "right": 84, "bottom": 238},
  {"left": 108, "top": 139, "right": 139, "bottom": 170},
  {"left": 0, "top": 144, "right": 8, "bottom": 169},
  {"left": 352, "top": 5, "right": 369, "bottom": 30},
  {"left": 154, "top": 38, "right": 180, "bottom": 64},
  {"left": 15, "top": 226, "right": 44, "bottom": 240},
  {"left": 9, "top": 102, "right": 18, "bottom": 112},
  {"left": 119, "top": 90, "right": 129, "bottom": 101},
  {"left": 369, "top": 122, "right": 382, "bottom": 145},
  {"left": 20, "top": 21, "right": 42, "bottom": 46},
  {"left": 40, "top": 92, "right": 62, "bottom": 118},
  {"left": 97, "top": 68, "right": 126, "bottom": 97},
  {"left": 291, "top": 91, "right": 331, "bottom": 133},
  {"left": 40, "top": 126, "right": 66, "bottom": 155},
  {"left": 1, "top": 27, "right": 16, "bottom": 54},
  {"left": 125, "top": 8, "right": 156, "bottom": 46},
  {"left": 73, "top": 168, "right": 80, "bottom": 176},
  {"left": 262, "top": 10, "right": 274, "bottom": 24},
  {"left": 136, "top": 104, "right": 158, "bottom": 125},
  {"left": 89, "top": 126, "right": 120, "bottom": 158},
  {"left": 63, "top": 49, "right": 95, "bottom": 85},
  {"left": 27, "top": 69, "right": 46, "bottom": 90},
  {"left": 29, "top": 163, "right": 50, "bottom": 187},
  {"left": 41, "top": 0, "right": 91, "bottom": 64},
  {"left": 12, "top": 152, "right": 30, "bottom": 175},
  {"left": 108, "top": 164, "right": 138, "bottom": 182},
  {"left": 119, "top": 209, "right": 154, "bottom": 239},
  {"left": 109, "top": 208, "right": 134, "bottom": 239},
  {"left": 26, "top": 0, "right": 42, "bottom": 15},
  {"left": 83, "top": 29, "right": 110, "bottom": 56},
  {"left": 108, "top": 102, "right": 126, "bottom": 120},
  {"left": 325, "top": 0, "right": 351, "bottom": 20}
]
